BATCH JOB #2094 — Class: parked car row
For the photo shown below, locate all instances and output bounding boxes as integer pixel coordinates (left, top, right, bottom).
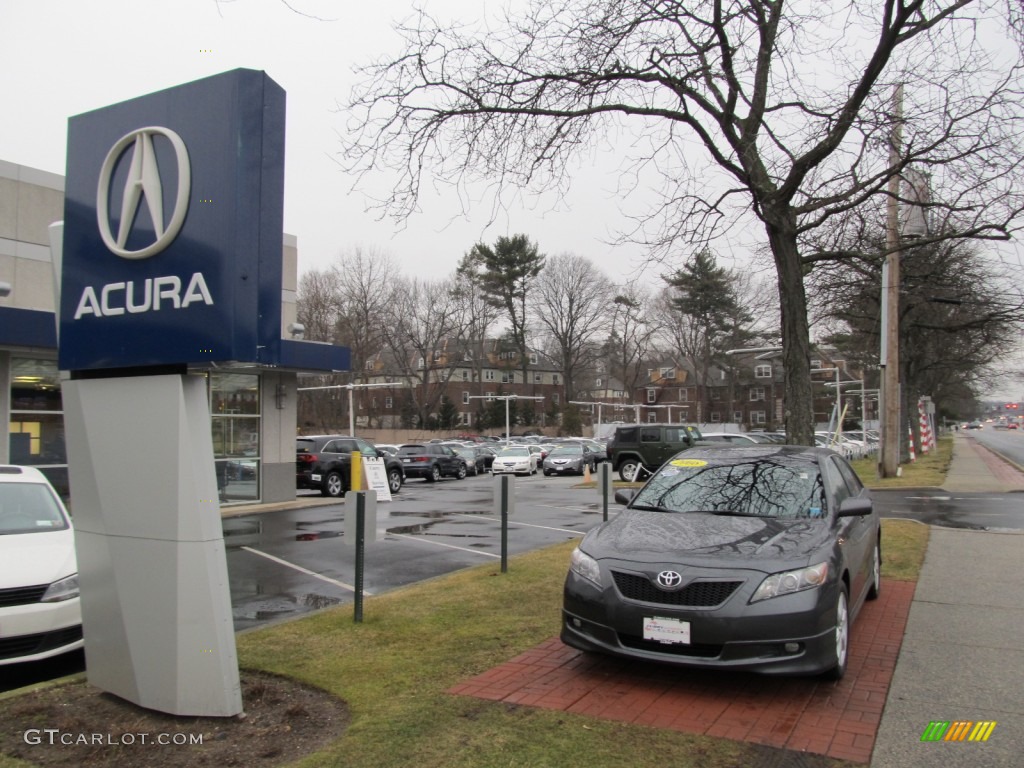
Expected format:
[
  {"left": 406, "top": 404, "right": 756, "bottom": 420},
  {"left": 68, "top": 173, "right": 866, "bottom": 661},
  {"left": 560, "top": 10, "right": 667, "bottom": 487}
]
[
  {"left": 296, "top": 435, "right": 408, "bottom": 497},
  {"left": 296, "top": 434, "right": 611, "bottom": 495}
]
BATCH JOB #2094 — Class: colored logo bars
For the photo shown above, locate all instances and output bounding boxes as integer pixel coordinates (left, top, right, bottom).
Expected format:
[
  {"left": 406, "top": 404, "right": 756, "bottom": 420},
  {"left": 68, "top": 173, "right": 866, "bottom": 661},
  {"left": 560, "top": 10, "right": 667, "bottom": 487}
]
[{"left": 921, "top": 720, "right": 997, "bottom": 742}]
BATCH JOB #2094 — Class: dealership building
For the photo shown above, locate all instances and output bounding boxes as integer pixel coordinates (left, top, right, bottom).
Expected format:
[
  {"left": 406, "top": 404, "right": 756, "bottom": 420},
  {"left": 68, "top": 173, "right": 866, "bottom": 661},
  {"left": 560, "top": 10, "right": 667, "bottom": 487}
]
[{"left": 1, "top": 157, "right": 346, "bottom": 506}]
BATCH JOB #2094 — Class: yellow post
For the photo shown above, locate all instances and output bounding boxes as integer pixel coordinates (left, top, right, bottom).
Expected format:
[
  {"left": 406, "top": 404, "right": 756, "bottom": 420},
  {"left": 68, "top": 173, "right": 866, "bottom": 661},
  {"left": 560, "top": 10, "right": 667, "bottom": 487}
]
[{"left": 350, "top": 451, "right": 363, "bottom": 492}]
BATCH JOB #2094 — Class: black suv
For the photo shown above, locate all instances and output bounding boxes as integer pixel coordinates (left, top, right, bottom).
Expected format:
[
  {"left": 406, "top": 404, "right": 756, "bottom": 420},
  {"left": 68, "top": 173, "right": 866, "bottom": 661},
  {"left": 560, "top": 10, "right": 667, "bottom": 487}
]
[
  {"left": 296, "top": 435, "right": 405, "bottom": 497},
  {"left": 396, "top": 443, "right": 468, "bottom": 482},
  {"left": 606, "top": 423, "right": 703, "bottom": 481}
]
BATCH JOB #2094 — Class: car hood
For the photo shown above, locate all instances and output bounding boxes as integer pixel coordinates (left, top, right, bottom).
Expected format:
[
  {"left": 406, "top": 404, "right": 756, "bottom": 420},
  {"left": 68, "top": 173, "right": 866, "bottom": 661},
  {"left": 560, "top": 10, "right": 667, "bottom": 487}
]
[
  {"left": 0, "top": 529, "right": 77, "bottom": 589},
  {"left": 583, "top": 510, "right": 831, "bottom": 567}
]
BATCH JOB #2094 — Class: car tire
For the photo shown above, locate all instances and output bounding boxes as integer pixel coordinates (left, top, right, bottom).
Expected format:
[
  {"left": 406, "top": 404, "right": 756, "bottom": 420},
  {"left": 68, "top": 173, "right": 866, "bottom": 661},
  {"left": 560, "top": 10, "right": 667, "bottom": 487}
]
[
  {"left": 387, "top": 467, "right": 404, "bottom": 494},
  {"left": 866, "top": 537, "right": 881, "bottom": 600},
  {"left": 456, "top": 463, "right": 467, "bottom": 480},
  {"left": 618, "top": 460, "right": 640, "bottom": 482},
  {"left": 322, "top": 471, "right": 345, "bottom": 498},
  {"left": 823, "top": 584, "right": 850, "bottom": 680},
  {"left": 427, "top": 465, "right": 441, "bottom": 483},
  {"left": 543, "top": 469, "right": 551, "bottom": 476}
]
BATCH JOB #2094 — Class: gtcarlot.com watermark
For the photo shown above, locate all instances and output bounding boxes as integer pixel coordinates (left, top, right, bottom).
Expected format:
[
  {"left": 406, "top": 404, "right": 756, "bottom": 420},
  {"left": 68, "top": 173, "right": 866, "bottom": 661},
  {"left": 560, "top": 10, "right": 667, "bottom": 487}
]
[{"left": 23, "top": 729, "right": 203, "bottom": 746}]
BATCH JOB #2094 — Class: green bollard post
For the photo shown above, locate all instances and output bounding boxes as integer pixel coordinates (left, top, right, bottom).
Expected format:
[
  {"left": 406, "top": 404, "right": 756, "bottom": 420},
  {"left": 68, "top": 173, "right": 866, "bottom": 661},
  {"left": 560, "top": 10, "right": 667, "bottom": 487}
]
[{"left": 354, "top": 492, "right": 365, "bottom": 623}]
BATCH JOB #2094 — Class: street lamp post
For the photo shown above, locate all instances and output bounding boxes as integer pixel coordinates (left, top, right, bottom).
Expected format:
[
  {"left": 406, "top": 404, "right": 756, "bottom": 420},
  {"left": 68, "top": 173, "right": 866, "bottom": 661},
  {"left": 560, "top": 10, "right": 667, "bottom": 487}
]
[{"left": 469, "top": 394, "right": 544, "bottom": 441}]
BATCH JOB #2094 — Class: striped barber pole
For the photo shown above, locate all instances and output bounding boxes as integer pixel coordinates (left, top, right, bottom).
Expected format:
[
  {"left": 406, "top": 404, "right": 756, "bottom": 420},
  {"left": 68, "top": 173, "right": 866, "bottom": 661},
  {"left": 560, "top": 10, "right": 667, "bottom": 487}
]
[
  {"left": 918, "top": 399, "right": 931, "bottom": 453},
  {"left": 908, "top": 423, "right": 916, "bottom": 462}
]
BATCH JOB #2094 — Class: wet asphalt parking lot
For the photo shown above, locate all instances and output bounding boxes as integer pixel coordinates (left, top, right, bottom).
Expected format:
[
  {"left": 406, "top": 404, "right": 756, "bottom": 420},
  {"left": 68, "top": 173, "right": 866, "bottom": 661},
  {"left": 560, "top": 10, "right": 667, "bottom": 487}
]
[{"left": 225, "top": 472, "right": 608, "bottom": 631}]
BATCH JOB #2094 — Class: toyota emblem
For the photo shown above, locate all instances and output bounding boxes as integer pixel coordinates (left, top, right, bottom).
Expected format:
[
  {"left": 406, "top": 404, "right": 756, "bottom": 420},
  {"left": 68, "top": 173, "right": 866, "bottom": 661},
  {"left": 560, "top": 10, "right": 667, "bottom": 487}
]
[{"left": 656, "top": 570, "right": 683, "bottom": 589}]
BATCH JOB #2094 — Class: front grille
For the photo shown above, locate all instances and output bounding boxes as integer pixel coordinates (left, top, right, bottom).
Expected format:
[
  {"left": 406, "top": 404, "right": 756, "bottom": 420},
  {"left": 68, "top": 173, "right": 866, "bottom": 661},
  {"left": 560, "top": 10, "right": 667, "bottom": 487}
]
[
  {"left": 611, "top": 572, "right": 742, "bottom": 607},
  {"left": 0, "top": 584, "right": 48, "bottom": 607},
  {"left": 0, "top": 625, "right": 83, "bottom": 661}
]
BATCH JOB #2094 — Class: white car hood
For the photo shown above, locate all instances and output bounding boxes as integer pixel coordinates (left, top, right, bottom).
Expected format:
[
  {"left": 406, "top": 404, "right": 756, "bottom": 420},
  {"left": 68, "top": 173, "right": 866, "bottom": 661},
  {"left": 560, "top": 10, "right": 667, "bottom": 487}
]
[{"left": 0, "top": 529, "right": 77, "bottom": 589}]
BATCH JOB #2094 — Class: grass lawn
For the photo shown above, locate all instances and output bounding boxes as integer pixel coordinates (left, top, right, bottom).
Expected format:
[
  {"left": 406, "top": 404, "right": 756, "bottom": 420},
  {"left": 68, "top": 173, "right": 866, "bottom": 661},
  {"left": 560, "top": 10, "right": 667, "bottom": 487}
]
[
  {"left": 850, "top": 436, "right": 952, "bottom": 489},
  {"left": 234, "top": 515, "right": 927, "bottom": 768}
]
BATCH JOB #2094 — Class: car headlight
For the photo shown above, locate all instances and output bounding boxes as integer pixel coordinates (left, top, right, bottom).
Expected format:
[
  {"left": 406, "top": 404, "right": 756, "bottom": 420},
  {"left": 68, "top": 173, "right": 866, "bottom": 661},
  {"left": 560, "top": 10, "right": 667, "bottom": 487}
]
[
  {"left": 569, "top": 547, "right": 601, "bottom": 586},
  {"left": 751, "top": 563, "right": 828, "bottom": 603},
  {"left": 41, "top": 574, "right": 80, "bottom": 603}
]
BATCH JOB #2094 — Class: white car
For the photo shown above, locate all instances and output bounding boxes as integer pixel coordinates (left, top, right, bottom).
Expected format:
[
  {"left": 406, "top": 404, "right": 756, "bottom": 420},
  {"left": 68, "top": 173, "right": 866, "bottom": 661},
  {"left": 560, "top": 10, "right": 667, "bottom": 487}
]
[
  {"left": 0, "top": 465, "right": 83, "bottom": 665},
  {"left": 491, "top": 446, "right": 539, "bottom": 476}
]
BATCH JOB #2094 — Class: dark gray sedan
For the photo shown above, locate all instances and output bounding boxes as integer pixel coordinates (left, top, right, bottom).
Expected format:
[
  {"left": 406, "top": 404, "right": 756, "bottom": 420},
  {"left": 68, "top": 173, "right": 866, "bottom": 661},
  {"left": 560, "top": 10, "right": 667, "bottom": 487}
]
[
  {"left": 542, "top": 443, "right": 596, "bottom": 476},
  {"left": 561, "top": 445, "right": 880, "bottom": 678}
]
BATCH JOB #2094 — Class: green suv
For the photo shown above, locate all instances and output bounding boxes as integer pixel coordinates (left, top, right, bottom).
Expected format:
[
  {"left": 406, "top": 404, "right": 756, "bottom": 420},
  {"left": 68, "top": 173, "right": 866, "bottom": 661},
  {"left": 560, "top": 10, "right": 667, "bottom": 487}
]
[{"left": 606, "top": 423, "right": 703, "bottom": 481}]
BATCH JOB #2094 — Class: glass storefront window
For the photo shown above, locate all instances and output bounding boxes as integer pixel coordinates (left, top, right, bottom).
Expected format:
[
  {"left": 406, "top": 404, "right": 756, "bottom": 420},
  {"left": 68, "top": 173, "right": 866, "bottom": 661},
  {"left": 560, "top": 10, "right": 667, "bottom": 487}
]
[
  {"left": 10, "top": 359, "right": 62, "bottom": 412},
  {"left": 209, "top": 373, "right": 260, "bottom": 504},
  {"left": 9, "top": 358, "right": 69, "bottom": 497}
]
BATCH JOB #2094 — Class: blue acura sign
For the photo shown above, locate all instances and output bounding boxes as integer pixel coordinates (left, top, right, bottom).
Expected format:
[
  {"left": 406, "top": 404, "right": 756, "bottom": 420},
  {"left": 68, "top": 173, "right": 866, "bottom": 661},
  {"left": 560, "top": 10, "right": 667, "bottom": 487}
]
[{"left": 59, "top": 69, "right": 286, "bottom": 371}]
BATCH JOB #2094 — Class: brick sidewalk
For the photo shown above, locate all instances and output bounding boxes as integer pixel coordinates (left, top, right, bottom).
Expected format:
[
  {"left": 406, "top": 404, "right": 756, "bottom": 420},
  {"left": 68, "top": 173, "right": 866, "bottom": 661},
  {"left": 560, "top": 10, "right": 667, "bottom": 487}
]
[{"left": 450, "top": 579, "right": 915, "bottom": 764}]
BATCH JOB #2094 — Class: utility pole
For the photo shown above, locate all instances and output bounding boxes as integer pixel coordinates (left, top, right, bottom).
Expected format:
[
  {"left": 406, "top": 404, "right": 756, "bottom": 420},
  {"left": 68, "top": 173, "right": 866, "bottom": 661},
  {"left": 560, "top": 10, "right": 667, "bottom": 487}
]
[{"left": 880, "top": 84, "right": 904, "bottom": 477}]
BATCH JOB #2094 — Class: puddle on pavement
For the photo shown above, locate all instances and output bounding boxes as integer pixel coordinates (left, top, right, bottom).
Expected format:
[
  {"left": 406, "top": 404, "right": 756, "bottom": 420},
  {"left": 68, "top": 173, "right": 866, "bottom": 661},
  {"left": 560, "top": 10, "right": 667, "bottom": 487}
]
[
  {"left": 232, "top": 593, "right": 344, "bottom": 621},
  {"left": 386, "top": 521, "right": 488, "bottom": 537}
]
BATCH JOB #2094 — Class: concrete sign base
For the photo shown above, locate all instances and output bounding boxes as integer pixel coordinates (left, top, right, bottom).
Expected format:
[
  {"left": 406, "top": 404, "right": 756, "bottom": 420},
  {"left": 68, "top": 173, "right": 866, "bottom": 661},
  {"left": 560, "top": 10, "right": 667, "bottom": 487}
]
[{"left": 63, "top": 373, "right": 242, "bottom": 716}]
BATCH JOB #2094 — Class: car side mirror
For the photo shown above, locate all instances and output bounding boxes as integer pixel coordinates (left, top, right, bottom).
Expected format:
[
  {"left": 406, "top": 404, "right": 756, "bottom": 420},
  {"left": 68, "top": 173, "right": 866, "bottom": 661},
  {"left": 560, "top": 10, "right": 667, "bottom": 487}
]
[
  {"left": 614, "top": 488, "right": 637, "bottom": 506},
  {"left": 837, "top": 497, "right": 873, "bottom": 518}
]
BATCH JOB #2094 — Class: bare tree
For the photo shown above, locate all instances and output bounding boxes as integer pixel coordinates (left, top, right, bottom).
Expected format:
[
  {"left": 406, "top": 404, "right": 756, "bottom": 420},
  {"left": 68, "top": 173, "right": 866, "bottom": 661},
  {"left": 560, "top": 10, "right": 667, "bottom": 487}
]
[
  {"left": 810, "top": 222, "right": 1024, "bottom": 444},
  {"left": 295, "top": 268, "right": 342, "bottom": 342},
  {"left": 532, "top": 254, "right": 614, "bottom": 401},
  {"left": 342, "top": 0, "right": 1024, "bottom": 444},
  {"left": 383, "top": 276, "right": 465, "bottom": 427},
  {"left": 295, "top": 268, "right": 345, "bottom": 431},
  {"left": 333, "top": 247, "right": 397, "bottom": 379}
]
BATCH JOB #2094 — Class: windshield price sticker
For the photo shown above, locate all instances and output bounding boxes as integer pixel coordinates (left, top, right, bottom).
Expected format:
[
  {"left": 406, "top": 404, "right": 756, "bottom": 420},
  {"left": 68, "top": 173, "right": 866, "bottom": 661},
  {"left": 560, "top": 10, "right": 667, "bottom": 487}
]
[
  {"left": 670, "top": 459, "right": 708, "bottom": 468},
  {"left": 643, "top": 616, "right": 691, "bottom": 645}
]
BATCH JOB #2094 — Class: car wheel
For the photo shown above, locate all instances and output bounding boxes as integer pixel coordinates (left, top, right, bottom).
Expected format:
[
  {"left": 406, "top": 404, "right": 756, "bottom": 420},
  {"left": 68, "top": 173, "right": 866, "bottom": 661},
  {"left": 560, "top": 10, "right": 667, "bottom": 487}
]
[
  {"left": 321, "top": 471, "right": 345, "bottom": 498},
  {"left": 619, "top": 460, "right": 640, "bottom": 482},
  {"left": 543, "top": 469, "right": 551, "bottom": 476},
  {"left": 427, "top": 465, "right": 441, "bottom": 483},
  {"left": 456, "top": 463, "right": 467, "bottom": 480},
  {"left": 823, "top": 584, "right": 850, "bottom": 680},
  {"left": 387, "top": 468, "right": 404, "bottom": 494},
  {"left": 866, "top": 538, "right": 881, "bottom": 600}
]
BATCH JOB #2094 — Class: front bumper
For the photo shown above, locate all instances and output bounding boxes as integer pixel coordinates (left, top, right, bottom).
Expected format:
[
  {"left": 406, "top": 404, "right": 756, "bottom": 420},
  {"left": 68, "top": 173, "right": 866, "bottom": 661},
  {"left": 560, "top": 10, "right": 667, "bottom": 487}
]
[
  {"left": 0, "top": 598, "right": 84, "bottom": 665},
  {"left": 545, "top": 461, "right": 584, "bottom": 474},
  {"left": 492, "top": 462, "right": 531, "bottom": 474},
  {"left": 561, "top": 567, "right": 841, "bottom": 676}
]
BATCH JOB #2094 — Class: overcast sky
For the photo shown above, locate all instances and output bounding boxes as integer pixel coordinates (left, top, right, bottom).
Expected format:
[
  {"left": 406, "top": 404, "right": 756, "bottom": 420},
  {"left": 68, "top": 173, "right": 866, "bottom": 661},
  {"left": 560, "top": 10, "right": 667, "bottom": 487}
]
[
  {"left": 1, "top": 0, "right": 678, "bottom": 286},
  {"left": 4, "top": 0, "right": 1021, "bottom": 399}
]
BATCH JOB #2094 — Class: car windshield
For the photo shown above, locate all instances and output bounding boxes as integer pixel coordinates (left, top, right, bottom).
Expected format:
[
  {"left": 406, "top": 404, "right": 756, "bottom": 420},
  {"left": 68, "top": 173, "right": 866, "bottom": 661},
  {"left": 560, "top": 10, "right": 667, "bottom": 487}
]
[
  {"left": 631, "top": 450, "right": 827, "bottom": 519},
  {"left": 500, "top": 447, "right": 530, "bottom": 457},
  {"left": 0, "top": 483, "right": 69, "bottom": 535},
  {"left": 549, "top": 445, "right": 583, "bottom": 457}
]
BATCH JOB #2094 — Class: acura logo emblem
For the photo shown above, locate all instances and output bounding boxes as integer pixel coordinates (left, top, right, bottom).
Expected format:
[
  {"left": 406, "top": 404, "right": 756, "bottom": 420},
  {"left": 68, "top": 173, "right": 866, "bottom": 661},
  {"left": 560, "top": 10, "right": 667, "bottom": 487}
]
[
  {"left": 656, "top": 570, "right": 683, "bottom": 589},
  {"left": 96, "top": 126, "right": 191, "bottom": 260}
]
